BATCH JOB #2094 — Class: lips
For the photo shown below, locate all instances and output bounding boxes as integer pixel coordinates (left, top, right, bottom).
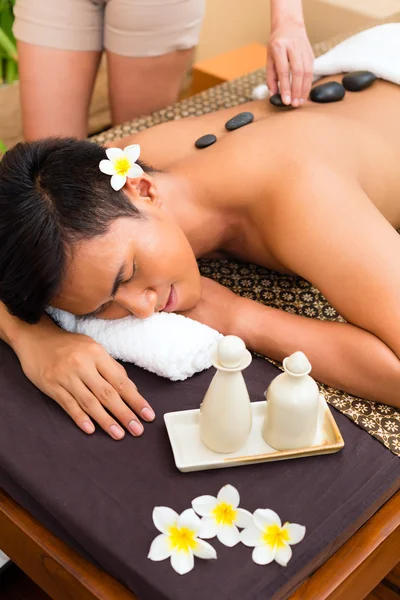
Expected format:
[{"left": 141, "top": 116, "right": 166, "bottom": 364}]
[{"left": 162, "top": 285, "right": 177, "bottom": 313}]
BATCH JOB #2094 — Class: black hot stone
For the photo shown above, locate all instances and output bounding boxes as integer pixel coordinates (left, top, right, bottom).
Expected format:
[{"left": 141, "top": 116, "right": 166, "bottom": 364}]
[
  {"left": 225, "top": 111, "right": 254, "bottom": 131},
  {"left": 195, "top": 134, "right": 217, "bottom": 149},
  {"left": 269, "top": 93, "right": 286, "bottom": 107},
  {"left": 342, "top": 70, "right": 377, "bottom": 92},
  {"left": 310, "top": 81, "right": 345, "bottom": 103}
]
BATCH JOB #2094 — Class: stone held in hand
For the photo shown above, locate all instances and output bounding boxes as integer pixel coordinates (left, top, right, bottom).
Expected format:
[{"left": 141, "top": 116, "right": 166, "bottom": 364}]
[
  {"left": 195, "top": 134, "right": 217, "bottom": 149},
  {"left": 269, "top": 93, "right": 287, "bottom": 107},
  {"left": 342, "top": 70, "right": 377, "bottom": 92},
  {"left": 310, "top": 82, "right": 345, "bottom": 103},
  {"left": 225, "top": 111, "right": 254, "bottom": 131}
]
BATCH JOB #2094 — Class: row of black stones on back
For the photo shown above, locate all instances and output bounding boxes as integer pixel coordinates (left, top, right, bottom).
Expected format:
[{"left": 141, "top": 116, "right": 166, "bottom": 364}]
[
  {"left": 195, "top": 71, "right": 376, "bottom": 148},
  {"left": 195, "top": 111, "right": 254, "bottom": 149},
  {"left": 269, "top": 70, "right": 377, "bottom": 107}
]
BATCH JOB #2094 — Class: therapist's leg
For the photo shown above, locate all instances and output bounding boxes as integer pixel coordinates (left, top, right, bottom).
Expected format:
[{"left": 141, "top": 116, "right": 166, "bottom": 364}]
[
  {"left": 106, "top": 48, "right": 194, "bottom": 124},
  {"left": 17, "top": 42, "right": 102, "bottom": 140},
  {"left": 105, "top": 0, "right": 204, "bottom": 123}
]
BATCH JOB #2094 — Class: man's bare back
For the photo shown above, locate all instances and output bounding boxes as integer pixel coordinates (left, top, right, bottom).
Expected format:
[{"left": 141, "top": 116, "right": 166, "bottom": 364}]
[
  {"left": 119, "top": 75, "right": 400, "bottom": 281},
  {"left": 132, "top": 75, "right": 400, "bottom": 226}
]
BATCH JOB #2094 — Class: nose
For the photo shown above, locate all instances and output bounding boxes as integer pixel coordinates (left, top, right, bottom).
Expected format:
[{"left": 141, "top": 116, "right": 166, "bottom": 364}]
[{"left": 115, "top": 286, "right": 158, "bottom": 319}]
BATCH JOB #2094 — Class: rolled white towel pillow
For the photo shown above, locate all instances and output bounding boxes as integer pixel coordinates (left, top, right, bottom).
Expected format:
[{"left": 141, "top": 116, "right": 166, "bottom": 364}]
[{"left": 46, "top": 307, "right": 222, "bottom": 381}]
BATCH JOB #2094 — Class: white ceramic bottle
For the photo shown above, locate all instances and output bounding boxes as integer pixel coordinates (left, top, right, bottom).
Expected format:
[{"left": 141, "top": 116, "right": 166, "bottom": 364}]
[
  {"left": 199, "top": 335, "right": 252, "bottom": 454},
  {"left": 262, "top": 351, "right": 320, "bottom": 450}
]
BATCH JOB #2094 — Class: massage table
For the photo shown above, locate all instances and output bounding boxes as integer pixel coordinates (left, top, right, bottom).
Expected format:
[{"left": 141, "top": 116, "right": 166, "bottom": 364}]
[{"left": 1, "top": 16, "right": 400, "bottom": 600}]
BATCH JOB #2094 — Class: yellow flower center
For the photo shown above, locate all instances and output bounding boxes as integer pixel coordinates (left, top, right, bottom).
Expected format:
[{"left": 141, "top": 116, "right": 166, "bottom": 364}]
[
  {"left": 168, "top": 526, "right": 198, "bottom": 553},
  {"left": 113, "top": 156, "right": 131, "bottom": 176},
  {"left": 212, "top": 502, "right": 237, "bottom": 526},
  {"left": 263, "top": 524, "right": 290, "bottom": 549}
]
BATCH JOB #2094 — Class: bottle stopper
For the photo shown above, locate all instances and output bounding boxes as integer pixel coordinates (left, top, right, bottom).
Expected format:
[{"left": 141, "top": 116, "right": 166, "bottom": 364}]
[
  {"left": 284, "top": 351, "right": 311, "bottom": 375},
  {"left": 217, "top": 335, "right": 246, "bottom": 369}
]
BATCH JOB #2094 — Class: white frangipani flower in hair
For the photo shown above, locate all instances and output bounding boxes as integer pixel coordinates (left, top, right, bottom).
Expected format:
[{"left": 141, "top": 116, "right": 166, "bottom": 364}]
[
  {"left": 192, "top": 484, "right": 253, "bottom": 547},
  {"left": 99, "top": 144, "right": 143, "bottom": 191},
  {"left": 240, "top": 509, "right": 305, "bottom": 566},
  {"left": 148, "top": 507, "right": 216, "bottom": 575}
]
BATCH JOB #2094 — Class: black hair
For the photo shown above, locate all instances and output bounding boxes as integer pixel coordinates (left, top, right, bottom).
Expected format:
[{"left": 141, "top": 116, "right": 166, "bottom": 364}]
[{"left": 0, "top": 137, "right": 147, "bottom": 324}]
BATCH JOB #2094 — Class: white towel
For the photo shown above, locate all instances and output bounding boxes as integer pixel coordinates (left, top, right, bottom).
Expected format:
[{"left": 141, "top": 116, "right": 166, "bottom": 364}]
[
  {"left": 251, "top": 23, "right": 400, "bottom": 101},
  {"left": 313, "top": 23, "right": 400, "bottom": 84},
  {"left": 47, "top": 308, "right": 222, "bottom": 381}
]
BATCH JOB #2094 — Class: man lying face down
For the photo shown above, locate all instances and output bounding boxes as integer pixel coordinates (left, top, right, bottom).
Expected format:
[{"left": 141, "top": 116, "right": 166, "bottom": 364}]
[{"left": 1, "top": 79, "right": 400, "bottom": 439}]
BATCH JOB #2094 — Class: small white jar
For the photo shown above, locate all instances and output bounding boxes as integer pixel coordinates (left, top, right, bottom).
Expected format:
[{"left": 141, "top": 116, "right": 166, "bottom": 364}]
[
  {"left": 199, "top": 336, "right": 252, "bottom": 454},
  {"left": 262, "top": 351, "right": 319, "bottom": 450}
]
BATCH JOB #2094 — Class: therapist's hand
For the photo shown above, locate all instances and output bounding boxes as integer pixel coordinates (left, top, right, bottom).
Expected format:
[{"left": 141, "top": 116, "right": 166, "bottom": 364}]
[
  {"left": 267, "top": 20, "right": 314, "bottom": 107},
  {"left": 14, "top": 320, "right": 155, "bottom": 440}
]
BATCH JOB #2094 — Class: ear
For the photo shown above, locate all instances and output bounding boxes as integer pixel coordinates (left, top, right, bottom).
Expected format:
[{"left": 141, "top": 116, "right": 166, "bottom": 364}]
[{"left": 124, "top": 175, "right": 161, "bottom": 207}]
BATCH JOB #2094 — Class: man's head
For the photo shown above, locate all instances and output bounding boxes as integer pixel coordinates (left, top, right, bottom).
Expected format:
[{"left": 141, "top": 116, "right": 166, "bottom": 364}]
[{"left": 0, "top": 138, "right": 201, "bottom": 323}]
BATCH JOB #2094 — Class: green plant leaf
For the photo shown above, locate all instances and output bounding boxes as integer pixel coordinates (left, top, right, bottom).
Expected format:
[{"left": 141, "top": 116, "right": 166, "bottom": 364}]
[
  {"left": 5, "top": 55, "right": 17, "bottom": 83},
  {"left": 0, "top": 25, "right": 17, "bottom": 60},
  {"left": 0, "top": 4, "right": 16, "bottom": 46},
  {"left": 0, "top": 2, "right": 18, "bottom": 84},
  {"left": 0, "top": 140, "right": 7, "bottom": 155}
]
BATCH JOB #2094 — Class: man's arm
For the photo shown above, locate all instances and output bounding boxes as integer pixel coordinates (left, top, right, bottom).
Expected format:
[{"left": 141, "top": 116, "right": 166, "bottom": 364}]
[
  {"left": 0, "top": 300, "right": 29, "bottom": 347},
  {"left": 184, "top": 164, "right": 400, "bottom": 407},
  {"left": 184, "top": 277, "right": 400, "bottom": 407},
  {"left": 240, "top": 294, "right": 400, "bottom": 407}
]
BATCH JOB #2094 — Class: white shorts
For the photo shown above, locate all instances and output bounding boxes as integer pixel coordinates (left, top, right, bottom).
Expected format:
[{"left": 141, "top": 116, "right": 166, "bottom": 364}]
[{"left": 14, "top": 0, "right": 205, "bottom": 57}]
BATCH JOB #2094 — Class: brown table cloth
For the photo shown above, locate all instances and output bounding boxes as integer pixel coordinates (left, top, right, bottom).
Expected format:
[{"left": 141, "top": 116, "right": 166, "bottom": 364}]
[{"left": 0, "top": 342, "right": 399, "bottom": 600}]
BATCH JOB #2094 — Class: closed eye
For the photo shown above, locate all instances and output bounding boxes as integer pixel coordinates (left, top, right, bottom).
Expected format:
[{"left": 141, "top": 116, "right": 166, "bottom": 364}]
[
  {"left": 80, "top": 262, "right": 137, "bottom": 319},
  {"left": 122, "top": 262, "right": 137, "bottom": 287},
  {"left": 80, "top": 302, "right": 111, "bottom": 320}
]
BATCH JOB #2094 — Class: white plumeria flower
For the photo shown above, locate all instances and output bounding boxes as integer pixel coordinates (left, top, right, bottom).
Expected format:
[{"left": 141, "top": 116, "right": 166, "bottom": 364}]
[
  {"left": 192, "top": 484, "right": 253, "bottom": 547},
  {"left": 148, "top": 507, "right": 216, "bottom": 575},
  {"left": 99, "top": 144, "right": 144, "bottom": 191},
  {"left": 240, "top": 509, "right": 305, "bottom": 567}
]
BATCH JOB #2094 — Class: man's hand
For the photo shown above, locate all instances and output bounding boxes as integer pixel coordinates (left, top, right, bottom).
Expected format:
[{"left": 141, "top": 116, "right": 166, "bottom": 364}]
[
  {"left": 14, "top": 323, "right": 155, "bottom": 440},
  {"left": 267, "top": 18, "right": 314, "bottom": 107}
]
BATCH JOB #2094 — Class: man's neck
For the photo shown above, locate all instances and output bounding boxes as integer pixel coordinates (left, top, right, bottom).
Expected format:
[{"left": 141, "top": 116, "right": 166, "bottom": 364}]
[{"left": 152, "top": 171, "right": 237, "bottom": 257}]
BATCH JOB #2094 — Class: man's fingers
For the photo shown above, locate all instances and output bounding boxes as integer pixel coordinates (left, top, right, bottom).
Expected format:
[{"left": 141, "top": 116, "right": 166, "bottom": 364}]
[
  {"left": 266, "top": 54, "right": 279, "bottom": 96},
  {"left": 271, "top": 46, "right": 291, "bottom": 105},
  {"left": 68, "top": 378, "right": 130, "bottom": 440},
  {"left": 55, "top": 387, "right": 97, "bottom": 435},
  {"left": 288, "top": 47, "right": 303, "bottom": 107},
  {"left": 97, "top": 356, "right": 155, "bottom": 423},
  {"left": 301, "top": 50, "right": 314, "bottom": 102},
  {"left": 85, "top": 372, "right": 145, "bottom": 437}
]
